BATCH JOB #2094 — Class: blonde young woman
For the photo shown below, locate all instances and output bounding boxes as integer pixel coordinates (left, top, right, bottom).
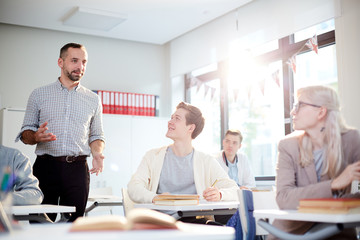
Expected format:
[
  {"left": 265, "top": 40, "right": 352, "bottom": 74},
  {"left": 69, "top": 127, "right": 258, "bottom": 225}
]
[{"left": 268, "top": 85, "right": 360, "bottom": 239}]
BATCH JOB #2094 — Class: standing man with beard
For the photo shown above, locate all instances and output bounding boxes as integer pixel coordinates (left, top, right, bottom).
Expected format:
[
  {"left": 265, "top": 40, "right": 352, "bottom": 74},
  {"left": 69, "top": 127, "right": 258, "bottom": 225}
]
[{"left": 16, "top": 43, "right": 105, "bottom": 222}]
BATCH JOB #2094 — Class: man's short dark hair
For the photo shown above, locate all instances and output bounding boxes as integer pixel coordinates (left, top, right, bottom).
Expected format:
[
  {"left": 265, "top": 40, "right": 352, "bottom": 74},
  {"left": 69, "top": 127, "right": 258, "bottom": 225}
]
[{"left": 59, "top": 43, "right": 86, "bottom": 59}]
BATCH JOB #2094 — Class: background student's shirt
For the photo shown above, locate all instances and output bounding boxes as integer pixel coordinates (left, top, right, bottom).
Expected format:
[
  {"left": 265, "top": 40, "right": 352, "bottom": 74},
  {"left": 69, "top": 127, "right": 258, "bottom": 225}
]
[{"left": 215, "top": 151, "right": 256, "bottom": 189}]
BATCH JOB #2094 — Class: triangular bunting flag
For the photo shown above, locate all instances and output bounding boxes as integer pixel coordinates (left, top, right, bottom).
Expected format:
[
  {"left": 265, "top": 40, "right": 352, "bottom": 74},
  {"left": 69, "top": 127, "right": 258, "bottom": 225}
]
[
  {"left": 272, "top": 69, "right": 280, "bottom": 87},
  {"left": 190, "top": 77, "right": 198, "bottom": 88},
  {"left": 286, "top": 55, "right": 297, "bottom": 74},
  {"left": 305, "top": 34, "right": 318, "bottom": 54},
  {"left": 204, "top": 84, "right": 210, "bottom": 98},
  {"left": 210, "top": 87, "right": 216, "bottom": 100}
]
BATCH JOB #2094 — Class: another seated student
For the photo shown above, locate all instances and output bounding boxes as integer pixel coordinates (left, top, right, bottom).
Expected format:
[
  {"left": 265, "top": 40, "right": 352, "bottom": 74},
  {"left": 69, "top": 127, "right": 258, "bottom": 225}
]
[
  {"left": 127, "top": 102, "right": 238, "bottom": 224},
  {"left": 215, "top": 129, "right": 256, "bottom": 189},
  {"left": 0, "top": 144, "right": 43, "bottom": 205},
  {"left": 268, "top": 85, "right": 360, "bottom": 240}
]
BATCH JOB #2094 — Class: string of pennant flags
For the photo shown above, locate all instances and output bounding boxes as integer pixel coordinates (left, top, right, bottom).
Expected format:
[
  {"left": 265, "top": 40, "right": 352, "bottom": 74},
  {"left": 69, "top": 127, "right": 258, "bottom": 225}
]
[
  {"left": 286, "top": 34, "right": 318, "bottom": 74},
  {"left": 190, "top": 34, "right": 318, "bottom": 100}
]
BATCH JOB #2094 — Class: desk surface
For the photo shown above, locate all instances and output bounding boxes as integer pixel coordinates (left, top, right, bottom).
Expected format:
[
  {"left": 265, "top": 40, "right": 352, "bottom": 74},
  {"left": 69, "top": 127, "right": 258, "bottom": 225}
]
[
  {"left": 134, "top": 200, "right": 239, "bottom": 211},
  {"left": 254, "top": 209, "right": 360, "bottom": 223},
  {"left": 2, "top": 222, "right": 235, "bottom": 240},
  {"left": 88, "top": 195, "right": 122, "bottom": 202},
  {"left": 12, "top": 205, "right": 76, "bottom": 215}
]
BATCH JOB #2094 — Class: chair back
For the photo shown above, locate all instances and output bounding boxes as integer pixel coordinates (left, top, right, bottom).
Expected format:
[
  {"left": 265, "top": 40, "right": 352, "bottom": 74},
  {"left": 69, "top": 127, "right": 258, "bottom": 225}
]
[
  {"left": 238, "top": 189, "right": 278, "bottom": 238},
  {"left": 121, "top": 188, "right": 135, "bottom": 216},
  {"left": 252, "top": 190, "right": 278, "bottom": 235},
  {"left": 237, "top": 189, "right": 256, "bottom": 240}
]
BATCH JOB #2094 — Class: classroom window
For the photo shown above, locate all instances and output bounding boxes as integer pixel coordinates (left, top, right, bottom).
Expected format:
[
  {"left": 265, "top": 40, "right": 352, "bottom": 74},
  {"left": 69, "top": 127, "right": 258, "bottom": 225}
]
[
  {"left": 185, "top": 20, "right": 336, "bottom": 177},
  {"left": 294, "top": 44, "right": 338, "bottom": 92},
  {"left": 227, "top": 58, "right": 284, "bottom": 176},
  {"left": 186, "top": 69, "right": 221, "bottom": 153}
]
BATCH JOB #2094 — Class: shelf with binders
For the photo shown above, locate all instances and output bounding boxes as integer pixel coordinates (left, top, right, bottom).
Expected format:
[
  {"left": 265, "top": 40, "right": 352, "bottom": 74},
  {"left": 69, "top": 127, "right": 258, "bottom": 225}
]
[{"left": 93, "top": 90, "right": 159, "bottom": 117}]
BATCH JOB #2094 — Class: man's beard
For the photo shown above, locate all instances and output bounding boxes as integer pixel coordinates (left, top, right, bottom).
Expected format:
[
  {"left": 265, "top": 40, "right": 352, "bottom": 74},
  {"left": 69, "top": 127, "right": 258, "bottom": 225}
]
[{"left": 66, "top": 70, "right": 83, "bottom": 82}]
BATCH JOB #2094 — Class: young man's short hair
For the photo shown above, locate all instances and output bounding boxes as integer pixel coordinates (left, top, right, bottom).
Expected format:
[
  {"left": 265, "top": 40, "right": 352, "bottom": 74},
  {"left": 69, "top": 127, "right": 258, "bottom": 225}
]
[
  {"left": 176, "top": 102, "right": 205, "bottom": 139},
  {"left": 225, "top": 129, "right": 243, "bottom": 144}
]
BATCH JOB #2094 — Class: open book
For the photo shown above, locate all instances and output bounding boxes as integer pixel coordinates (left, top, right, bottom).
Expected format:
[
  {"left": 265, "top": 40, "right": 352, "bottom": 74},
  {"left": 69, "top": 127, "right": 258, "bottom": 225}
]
[
  {"left": 298, "top": 198, "right": 360, "bottom": 214},
  {"left": 70, "top": 208, "right": 180, "bottom": 231},
  {"left": 153, "top": 194, "right": 200, "bottom": 206}
]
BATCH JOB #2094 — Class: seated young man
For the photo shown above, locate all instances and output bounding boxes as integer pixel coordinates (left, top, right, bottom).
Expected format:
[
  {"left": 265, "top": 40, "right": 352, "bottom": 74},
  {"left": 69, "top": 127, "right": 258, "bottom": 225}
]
[
  {"left": 215, "top": 129, "right": 256, "bottom": 189},
  {"left": 127, "top": 102, "right": 238, "bottom": 224}
]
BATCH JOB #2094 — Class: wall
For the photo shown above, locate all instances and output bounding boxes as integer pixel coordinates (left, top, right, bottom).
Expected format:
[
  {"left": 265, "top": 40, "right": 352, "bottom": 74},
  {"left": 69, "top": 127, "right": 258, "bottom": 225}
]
[
  {"left": 0, "top": 23, "right": 172, "bottom": 118},
  {"left": 335, "top": 0, "right": 360, "bottom": 130},
  {"left": 169, "top": 0, "right": 340, "bottom": 77}
]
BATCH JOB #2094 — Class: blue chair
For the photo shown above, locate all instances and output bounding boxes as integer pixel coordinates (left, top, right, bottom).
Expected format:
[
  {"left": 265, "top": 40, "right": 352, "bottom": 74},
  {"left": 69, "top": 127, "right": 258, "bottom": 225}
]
[
  {"left": 227, "top": 189, "right": 257, "bottom": 240},
  {"left": 238, "top": 189, "right": 278, "bottom": 239}
]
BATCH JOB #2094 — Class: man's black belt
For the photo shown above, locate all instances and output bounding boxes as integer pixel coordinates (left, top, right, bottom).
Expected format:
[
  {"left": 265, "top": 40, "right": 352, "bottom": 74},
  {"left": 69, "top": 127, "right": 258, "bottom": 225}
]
[{"left": 39, "top": 154, "right": 87, "bottom": 163}]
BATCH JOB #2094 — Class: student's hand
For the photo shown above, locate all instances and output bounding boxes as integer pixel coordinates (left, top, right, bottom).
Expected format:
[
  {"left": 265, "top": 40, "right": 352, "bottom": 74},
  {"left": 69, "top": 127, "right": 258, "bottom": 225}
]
[
  {"left": 331, "top": 161, "right": 360, "bottom": 190},
  {"left": 152, "top": 192, "right": 170, "bottom": 203},
  {"left": 203, "top": 186, "right": 221, "bottom": 201},
  {"left": 240, "top": 186, "right": 249, "bottom": 190},
  {"left": 35, "top": 122, "right": 57, "bottom": 143},
  {"left": 89, "top": 152, "right": 104, "bottom": 176}
]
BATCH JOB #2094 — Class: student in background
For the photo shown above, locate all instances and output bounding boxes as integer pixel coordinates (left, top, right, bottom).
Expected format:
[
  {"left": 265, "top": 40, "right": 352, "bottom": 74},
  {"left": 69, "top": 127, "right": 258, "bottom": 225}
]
[
  {"left": 268, "top": 85, "right": 360, "bottom": 239},
  {"left": 16, "top": 43, "right": 105, "bottom": 222},
  {"left": 128, "top": 102, "right": 238, "bottom": 224},
  {"left": 0, "top": 144, "right": 43, "bottom": 205},
  {"left": 215, "top": 129, "right": 256, "bottom": 189}
]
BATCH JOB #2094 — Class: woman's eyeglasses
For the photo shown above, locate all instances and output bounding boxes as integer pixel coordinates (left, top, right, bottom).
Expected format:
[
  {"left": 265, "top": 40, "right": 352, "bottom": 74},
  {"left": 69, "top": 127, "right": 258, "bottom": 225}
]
[{"left": 292, "top": 101, "right": 321, "bottom": 112}]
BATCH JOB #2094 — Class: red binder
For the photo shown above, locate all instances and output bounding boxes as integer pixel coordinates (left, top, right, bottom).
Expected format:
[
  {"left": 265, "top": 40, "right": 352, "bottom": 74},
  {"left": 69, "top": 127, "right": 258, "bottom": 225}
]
[
  {"left": 114, "top": 92, "right": 120, "bottom": 114},
  {"left": 110, "top": 91, "right": 115, "bottom": 114},
  {"left": 127, "top": 93, "right": 133, "bottom": 115},
  {"left": 118, "top": 92, "right": 123, "bottom": 114},
  {"left": 150, "top": 95, "right": 155, "bottom": 116},
  {"left": 103, "top": 91, "right": 110, "bottom": 114},
  {"left": 139, "top": 94, "right": 144, "bottom": 116},
  {"left": 135, "top": 94, "right": 140, "bottom": 116},
  {"left": 123, "top": 92, "right": 128, "bottom": 115}
]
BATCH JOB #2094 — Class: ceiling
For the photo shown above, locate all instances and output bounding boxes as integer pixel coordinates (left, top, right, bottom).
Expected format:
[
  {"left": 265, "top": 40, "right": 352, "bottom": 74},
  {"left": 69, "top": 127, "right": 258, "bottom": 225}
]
[{"left": 0, "top": 0, "right": 252, "bottom": 45}]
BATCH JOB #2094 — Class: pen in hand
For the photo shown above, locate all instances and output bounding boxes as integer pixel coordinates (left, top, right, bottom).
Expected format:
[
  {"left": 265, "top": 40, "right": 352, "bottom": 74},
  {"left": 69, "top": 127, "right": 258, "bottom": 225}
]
[{"left": 211, "top": 179, "right": 218, "bottom": 188}]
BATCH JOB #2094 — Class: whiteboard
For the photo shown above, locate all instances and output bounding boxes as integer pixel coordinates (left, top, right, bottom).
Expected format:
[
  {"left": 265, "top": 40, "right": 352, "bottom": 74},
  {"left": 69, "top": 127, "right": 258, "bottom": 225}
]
[{"left": 0, "top": 108, "right": 171, "bottom": 198}]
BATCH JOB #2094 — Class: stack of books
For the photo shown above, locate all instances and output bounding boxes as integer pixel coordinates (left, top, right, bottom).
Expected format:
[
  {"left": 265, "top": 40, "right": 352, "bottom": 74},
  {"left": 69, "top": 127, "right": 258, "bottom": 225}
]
[
  {"left": 153, "top": 194, "right": 200, "bottom": 206},
  {"left": 298, "top": 198, "right": 360, "bottom": 214}
]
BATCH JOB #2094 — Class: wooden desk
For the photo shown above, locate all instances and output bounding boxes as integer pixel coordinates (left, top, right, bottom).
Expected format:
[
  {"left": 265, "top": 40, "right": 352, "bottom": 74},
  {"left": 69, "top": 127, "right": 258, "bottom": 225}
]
[
  {"left": 253, "top": 209, "right": 360, "bottom": 223},
  {"left": 253, "top": 209, "right": 360, "bottom": 239},
  {"left": 134, "top": 200, "right": 239, "bottom": 219},
  {"left": 85, "top": 195, "right": 123, "bottom": 216},
  {"left": 12, "top": 205, "right": 76, "bottom": 223},
  {"left": 1, "top": 222, "right": 235, "bottom": 240}
]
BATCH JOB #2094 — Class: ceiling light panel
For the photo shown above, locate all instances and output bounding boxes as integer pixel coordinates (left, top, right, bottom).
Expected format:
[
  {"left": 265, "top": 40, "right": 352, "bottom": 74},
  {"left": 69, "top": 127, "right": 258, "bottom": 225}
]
[{"left": 62, "top": 7, "right": 127, "bottom": 31}]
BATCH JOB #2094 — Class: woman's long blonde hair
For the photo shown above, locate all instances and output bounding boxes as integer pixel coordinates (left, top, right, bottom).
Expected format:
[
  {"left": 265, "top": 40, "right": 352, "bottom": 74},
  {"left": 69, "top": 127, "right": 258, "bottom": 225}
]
[{"left": 297, "top": 85, "right": 349, "bottom": 178}]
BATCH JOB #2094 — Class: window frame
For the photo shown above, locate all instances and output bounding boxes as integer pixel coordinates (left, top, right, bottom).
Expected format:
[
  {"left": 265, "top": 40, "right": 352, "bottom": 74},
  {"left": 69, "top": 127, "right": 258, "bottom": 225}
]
[{"left": 185, "top": 30, "right": 335, "bottom": 145}]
